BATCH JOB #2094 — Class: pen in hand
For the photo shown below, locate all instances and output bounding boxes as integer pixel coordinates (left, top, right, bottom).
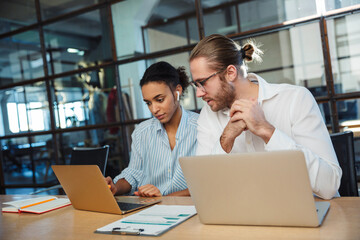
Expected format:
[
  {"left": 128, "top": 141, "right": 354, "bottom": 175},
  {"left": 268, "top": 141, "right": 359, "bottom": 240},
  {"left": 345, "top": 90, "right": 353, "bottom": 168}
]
[{"left": 105, "top": 176, "right": 117, "bottom": 195}]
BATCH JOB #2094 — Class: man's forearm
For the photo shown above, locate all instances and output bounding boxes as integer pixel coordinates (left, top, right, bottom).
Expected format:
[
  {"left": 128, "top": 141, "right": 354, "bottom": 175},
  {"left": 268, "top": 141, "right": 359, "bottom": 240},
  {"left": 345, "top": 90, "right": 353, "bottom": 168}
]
[
  {"left": 220, "top": 119, "right": 246, "bottom": 153},
  {"left": 220, "top": 132, "right": 236, "bottom": 153},
  {"left": 256, "top": 123, "right": 275, "bottom": 144}
]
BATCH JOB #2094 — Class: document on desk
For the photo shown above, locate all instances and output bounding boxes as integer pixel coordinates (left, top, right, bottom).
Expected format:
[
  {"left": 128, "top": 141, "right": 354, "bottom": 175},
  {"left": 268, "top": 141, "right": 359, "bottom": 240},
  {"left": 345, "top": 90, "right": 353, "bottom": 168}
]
[{"left": 95, "top": 205, "right": 197, "bottom": 236}]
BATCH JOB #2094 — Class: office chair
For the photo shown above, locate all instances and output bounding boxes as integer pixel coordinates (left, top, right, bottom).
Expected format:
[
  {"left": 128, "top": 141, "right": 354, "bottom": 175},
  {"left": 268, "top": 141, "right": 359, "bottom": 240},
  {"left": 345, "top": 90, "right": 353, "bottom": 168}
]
[
  {"left": 330, "top": 131, "right": 359, "bottom": 196},
  {"left": 70, "top": 145, "right": 109, "bottom": 176},
  {"left": 30, "top": 145, "right": 110, "bottom": 195}
]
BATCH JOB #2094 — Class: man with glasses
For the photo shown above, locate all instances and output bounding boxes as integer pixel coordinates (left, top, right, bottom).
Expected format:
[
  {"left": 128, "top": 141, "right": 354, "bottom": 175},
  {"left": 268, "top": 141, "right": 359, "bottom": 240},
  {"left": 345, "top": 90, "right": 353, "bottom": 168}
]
[{"left": 189, "top": 34, "right": 341, "bottom": 200}]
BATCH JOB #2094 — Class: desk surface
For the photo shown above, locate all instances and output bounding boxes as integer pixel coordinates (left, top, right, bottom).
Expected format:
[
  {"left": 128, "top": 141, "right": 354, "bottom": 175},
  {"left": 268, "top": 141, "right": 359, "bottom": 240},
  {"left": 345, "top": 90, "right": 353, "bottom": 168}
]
[{"left": 1, "top": 195, "right": 359, "bottom": 240}]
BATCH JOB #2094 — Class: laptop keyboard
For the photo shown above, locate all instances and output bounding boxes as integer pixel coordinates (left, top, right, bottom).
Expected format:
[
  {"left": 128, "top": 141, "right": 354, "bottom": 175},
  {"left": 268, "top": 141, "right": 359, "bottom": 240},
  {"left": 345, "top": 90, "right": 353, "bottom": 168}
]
[{"left": 117, "top": 202, "right": 145, "bottom": 211}]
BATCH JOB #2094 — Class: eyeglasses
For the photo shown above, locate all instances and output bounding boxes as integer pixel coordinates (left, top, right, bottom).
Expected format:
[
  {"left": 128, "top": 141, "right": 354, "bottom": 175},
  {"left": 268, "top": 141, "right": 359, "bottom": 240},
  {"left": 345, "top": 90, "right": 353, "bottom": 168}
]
[{"left": 190, "top": 70, "right": 222, "bottom": 92}]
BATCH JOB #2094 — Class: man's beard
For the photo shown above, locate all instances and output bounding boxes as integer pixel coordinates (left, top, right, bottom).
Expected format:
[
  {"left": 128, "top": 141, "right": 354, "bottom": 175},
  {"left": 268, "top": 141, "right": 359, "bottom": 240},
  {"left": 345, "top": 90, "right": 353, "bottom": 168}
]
[{"left": 209, "top": 80, "right": 236, "bottom": 112}]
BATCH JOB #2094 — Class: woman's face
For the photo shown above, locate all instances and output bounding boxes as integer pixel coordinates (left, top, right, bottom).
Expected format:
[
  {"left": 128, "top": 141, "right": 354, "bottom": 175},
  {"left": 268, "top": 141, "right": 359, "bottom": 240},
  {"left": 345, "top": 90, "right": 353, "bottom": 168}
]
[{"left": 141, "top": 82, "right": 179, "bottom": 124}]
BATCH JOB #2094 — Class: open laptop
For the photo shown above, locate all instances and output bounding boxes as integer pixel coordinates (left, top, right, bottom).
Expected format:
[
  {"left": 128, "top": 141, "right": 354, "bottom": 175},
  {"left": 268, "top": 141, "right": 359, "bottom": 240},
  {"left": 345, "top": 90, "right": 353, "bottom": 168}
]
[
  {"left": 179, "top": 150, "right": 330, "bottom": 227},
  {"left": 52, "top": 165, "right": 161, "bottom": 215}
]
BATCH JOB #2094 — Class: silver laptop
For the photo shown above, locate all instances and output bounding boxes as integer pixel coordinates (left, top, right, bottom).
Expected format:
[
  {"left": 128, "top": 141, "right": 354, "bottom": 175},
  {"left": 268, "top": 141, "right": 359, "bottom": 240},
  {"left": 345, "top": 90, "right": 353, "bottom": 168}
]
[
  {"left": 179, "top": 150, "right": 330, "bottom": 227},
  {"left": 52, "top": 165, "right": 161, "bottom": 215}
]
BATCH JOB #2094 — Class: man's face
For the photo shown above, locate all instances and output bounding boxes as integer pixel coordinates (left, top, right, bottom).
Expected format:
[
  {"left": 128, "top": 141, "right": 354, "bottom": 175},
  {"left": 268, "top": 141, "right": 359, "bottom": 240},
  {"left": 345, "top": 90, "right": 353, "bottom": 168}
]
[{"left": 190, "top": 57, "right": 235, "bottom": 112}]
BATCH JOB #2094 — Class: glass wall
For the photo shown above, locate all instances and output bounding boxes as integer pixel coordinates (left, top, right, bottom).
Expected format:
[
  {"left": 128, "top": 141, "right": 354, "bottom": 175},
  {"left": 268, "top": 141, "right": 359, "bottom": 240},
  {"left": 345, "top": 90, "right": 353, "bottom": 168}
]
[
  {"left": 112, "top": 0, "right": 198, "bottom": 57},
  {"left": 0, "top": 30, "right": 44, "bottom": 85},
  {"left": 0, "top": 133, "right": 54, "bottom": 186},
  {"left": 327, "top": 14, "right": 360, "bottom": 94},
  {"left": 44, "top": 8, "right": 112, "bottom": 75},
  {"left": 203, "top": 0, "right": 318, "bottom": 35},
  {"left": 204, "top": 4, "right": 238, "bottom": 36},
  {"left": 239, "top": 0, "right": 317, "bottom": 30},
  {"left": 39, "top": 0, "right": 100, "bottom": 20},
  {"left": 325, "top": 12, "right": 360, "bottom": 147},
  {"left": 1, "top": 0, "right": 360, "bottom": 193},
  {"left": 0, "top": 82, "right": 51, "bottom": 137},
  {"left": 325, "top": 0, "right": 360, "bottom": 11},
  {"left": 52, "top": 66, "right": 115, "bottom": 130},
  {"left": 239, "top": 22, "right": 325, "bottom": 88},
  {"left": 0, "top": 1, "right": 37, "bottom": 35},
  {"left": 1, "top": 136, "right": 31, "bottom": 186},
  {"left": 111, "top": 1, "right": 147, "bottom": 59}
]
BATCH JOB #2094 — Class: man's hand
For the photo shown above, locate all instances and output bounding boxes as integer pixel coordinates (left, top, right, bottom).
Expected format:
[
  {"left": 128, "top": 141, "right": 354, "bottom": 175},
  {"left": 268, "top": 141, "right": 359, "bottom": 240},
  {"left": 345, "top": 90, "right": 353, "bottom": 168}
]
[
  {"left": 134, "top": 184, "right": 162, "bottom": 197},
  {"left": 230, "top": 99, "right": 274, "bottom": 143},
  {"left": 105, "top": 176, "right": 117, "bottom": 195}
]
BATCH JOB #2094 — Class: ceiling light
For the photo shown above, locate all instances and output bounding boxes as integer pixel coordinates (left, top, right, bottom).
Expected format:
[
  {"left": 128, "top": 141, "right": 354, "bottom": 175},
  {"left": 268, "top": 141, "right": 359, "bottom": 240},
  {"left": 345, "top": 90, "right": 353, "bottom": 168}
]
[{"left": 67, "top": 48, "right": 79, "bottom": 53}]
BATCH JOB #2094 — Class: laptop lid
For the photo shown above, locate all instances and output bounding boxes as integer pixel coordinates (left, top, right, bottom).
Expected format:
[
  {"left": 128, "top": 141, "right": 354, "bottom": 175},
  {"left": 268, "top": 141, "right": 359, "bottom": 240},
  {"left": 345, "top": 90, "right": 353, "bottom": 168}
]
[
  {"left": 179, "top": 150, "right": 329, "bottom": 227},
  {"left": 52, "top": 165, "right": 161, "bottom": 215}
]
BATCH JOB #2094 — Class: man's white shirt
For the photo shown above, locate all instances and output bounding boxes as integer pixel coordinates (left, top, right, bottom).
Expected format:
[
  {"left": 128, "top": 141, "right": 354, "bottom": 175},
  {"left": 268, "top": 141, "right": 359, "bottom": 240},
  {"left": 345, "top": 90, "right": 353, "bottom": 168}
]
[{"left": 196, "top": 73, "right": 342, "bottom": 199}]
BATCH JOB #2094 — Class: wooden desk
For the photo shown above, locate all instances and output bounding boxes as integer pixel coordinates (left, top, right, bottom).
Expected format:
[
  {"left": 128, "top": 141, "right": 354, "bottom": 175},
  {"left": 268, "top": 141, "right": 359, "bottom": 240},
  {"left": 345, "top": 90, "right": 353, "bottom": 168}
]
[{"left": 1, "top": 195, "right": 359, "bottom": 240}]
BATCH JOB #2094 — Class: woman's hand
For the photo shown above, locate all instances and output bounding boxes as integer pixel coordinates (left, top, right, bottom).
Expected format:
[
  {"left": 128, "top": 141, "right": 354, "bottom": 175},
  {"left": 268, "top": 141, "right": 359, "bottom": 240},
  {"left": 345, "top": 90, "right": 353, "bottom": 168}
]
[
  {"left": 134, "top": 184, "right": 162, "bottom": 197},
  {"left": 105, "top": 176, "right": 117, "bottom": 195}
]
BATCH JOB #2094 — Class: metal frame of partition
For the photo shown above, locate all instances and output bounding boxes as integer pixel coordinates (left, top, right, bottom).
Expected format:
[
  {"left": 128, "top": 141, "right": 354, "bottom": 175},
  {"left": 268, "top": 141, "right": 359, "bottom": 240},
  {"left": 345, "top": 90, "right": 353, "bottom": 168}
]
[{"left": 0, "top": 0, "right": 360, "bottom": 193}]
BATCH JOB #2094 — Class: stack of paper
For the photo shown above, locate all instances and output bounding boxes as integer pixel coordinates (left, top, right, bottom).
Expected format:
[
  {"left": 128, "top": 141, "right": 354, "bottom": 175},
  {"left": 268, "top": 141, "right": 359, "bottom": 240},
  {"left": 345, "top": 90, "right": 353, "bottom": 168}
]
[{"left": 95, "top": 205, "right": 197, "bottom": 236}]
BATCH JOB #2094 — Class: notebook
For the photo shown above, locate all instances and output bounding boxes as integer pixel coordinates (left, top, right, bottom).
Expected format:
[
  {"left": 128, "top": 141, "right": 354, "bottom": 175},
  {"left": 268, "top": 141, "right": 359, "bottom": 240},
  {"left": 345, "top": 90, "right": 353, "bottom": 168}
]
[
  {"left": 52, "top": 165, "right": 161, "bottom": 215},
  {"left": 2, "top": 196, "right": 71, "bottom": 214},
  {"left": 179, "top": 150, "right": 330, "bottom": 227}
]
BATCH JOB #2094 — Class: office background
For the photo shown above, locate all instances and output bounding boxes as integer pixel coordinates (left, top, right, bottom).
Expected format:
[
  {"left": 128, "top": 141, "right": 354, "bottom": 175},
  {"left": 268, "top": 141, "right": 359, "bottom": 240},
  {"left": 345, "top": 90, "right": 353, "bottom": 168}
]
[{"left": 0, "top": 0, "right": 359, "bottom": 194}]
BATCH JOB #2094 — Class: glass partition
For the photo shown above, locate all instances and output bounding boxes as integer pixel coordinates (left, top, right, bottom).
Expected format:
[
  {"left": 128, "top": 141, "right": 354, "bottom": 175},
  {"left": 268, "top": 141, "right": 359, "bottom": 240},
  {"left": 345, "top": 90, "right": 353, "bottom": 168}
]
[
  {"left": 0, "top": 0, "right": 37, "bottom": 35},
  {"left": 204, "top": 4, "right": 238, "bottom": 36},
  {"left": 316, "top": 101, "right": 353, "bottom": 127},
  {"left": 337, "top": 98, "right": 360, "bottom": 179},
  {"left": 112, "top": 0, "right": 197, "bottom": 58},
  {"left": 145, "top": 20, "right": 189, "bottom": 53},
  {"left": 237, "top": 0, "right": 317, "bottom": 32},
  {"left": 234, "top": 22, "right": 325, "bottom": 92},
  {"left": 52, "top": 66, "right": 116, "bottom": 130},
  {"left": 44, "top": 8, "right": 112, "bottom": 75},
  {"left": 1, "top": 134, "right": 58, "bottom": 194},
  {"left": 0, "top": 30, "right": 44, "bottom": 86},
  {"left": 39, "top": 0, "right": 99, "bottom": 20},
  {"left": 32, "top": 134, "right": 55, "bottom": 184},
  {"left": 188, "top": 17, "right": 200, "bottom": 44},
  {"left": 1, "top": 136, "right": 30, "bottom": 187},
  {"left": 336, "top": 99, "right": 359, "bottom": 125},
  {"left": 327, "top": 14, "right": 360, "bottom": 94},
  {"left": 0, "top": 82, "right": 51, "bottom": 137},
  {"left": 325, "top": 0, "right": 360, "bottom": 11}
]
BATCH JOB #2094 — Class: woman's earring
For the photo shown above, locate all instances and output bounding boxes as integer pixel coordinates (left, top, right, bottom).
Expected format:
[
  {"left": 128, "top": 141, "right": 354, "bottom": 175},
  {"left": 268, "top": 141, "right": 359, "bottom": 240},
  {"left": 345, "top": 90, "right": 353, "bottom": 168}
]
[{"left": 176, "top": 91, "right": 180, "bottom": 101}]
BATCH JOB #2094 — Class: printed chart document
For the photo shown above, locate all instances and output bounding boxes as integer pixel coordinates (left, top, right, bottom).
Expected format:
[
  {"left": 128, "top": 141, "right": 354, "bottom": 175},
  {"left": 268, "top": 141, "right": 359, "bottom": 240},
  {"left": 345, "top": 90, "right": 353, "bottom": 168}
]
[
  {"left": 2, "top": 196, "right": 71, "bottom": 214},
  {"left": 95, "top": 205, "right": 197, "bottom": 236}
]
